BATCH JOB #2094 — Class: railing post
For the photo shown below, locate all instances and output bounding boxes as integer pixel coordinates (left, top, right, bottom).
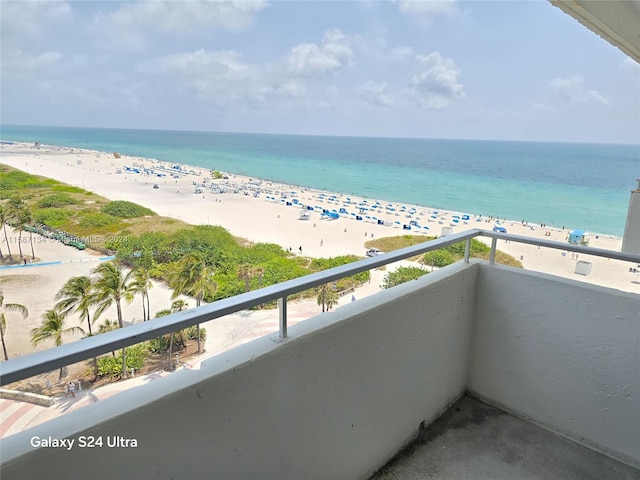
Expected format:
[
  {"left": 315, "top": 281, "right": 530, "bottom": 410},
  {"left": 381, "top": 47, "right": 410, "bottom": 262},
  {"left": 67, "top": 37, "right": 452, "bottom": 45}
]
[
  {"left": 464, "top": 239, "right": 471, "bottom": 263},
  {"left": 279, "top": 296, "right": 288, "bottom": 339},
  {"left": 489, "top": 238, "right": 497, "bottom": 265}
]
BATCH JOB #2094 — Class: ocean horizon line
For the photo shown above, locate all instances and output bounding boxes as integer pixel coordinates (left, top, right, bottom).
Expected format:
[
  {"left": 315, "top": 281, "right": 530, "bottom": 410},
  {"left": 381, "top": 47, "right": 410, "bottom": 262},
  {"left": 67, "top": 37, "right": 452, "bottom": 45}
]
[{"left": 2, "top": 123, "right": 638, "bottom": 148}]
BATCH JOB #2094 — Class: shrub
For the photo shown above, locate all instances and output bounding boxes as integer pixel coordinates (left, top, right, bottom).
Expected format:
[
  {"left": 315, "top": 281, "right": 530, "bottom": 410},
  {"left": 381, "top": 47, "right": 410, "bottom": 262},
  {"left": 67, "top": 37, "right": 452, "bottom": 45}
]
[
  {"left": 97, "top": 356, "right": 121, "bottom": 379},
  {"left": 147, "top": 331, "right": 187, "bottom": 353},
  {"left": 34, "top": 208, "right": 72, "bottom": 228},
  {"left": 101, "top": 200, "right": 156, "bottom": 218},
  {"left": 184, "top": 326, "right": 206, "bottom": 341},
  {"left": 37, "top": 193, "right": 80, "bottom": 208},
  {"left": 381, "top": 266, "right": 429, "bottom": 289},
  {"left": 147, "top": 336, "right": 170, "bottom": 353},
  {"left": 422, "top": 249, "right": 456, "bottom": 267},
  {"left": 79, "top": 213, "right": 119, "bottom": 228},
  {"left": 97, "top": 344, "right": 149, "bottom": 379}
]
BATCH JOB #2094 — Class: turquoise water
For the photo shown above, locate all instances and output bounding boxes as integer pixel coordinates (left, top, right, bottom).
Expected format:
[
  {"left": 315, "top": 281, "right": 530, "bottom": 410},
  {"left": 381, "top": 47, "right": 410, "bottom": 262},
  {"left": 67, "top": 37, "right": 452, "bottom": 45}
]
[{"left": 2, "top": 125, "right": 638, "bottom": 236}]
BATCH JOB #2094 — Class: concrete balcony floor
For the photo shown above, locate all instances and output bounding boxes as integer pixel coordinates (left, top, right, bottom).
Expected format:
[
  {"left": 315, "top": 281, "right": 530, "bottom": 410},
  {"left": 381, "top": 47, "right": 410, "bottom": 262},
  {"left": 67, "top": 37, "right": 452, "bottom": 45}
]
[{"left": 371, "top": 395, "right": 640, "bottom": 480}]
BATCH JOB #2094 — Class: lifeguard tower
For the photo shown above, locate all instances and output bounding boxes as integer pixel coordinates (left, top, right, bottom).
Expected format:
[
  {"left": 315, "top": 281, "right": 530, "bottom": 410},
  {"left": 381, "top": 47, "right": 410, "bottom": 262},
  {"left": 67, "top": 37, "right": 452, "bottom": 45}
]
[{"left": 568, "top": 229, "right": 588, "bottom": 245}]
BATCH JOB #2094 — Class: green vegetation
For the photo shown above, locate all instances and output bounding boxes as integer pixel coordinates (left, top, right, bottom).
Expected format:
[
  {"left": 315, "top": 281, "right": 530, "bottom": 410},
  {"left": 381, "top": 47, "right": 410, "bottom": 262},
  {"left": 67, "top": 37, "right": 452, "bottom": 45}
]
[
  {"left": 316, "top": 283, "right": 339, "bottom": 312},
  {"left": 422, "top": 249, "right": 456, "bottom": 267},
  {"left": 30, "top": 309, "right": 84, "bottom": 380},
  {"left": 51, "top": 185, "right": 90, "bottom": 194},
  {"left": 101, "top": 200, "right": 156, "bottom": 218},
  {"left": 0, "top": 169, "right": 58, "bottom": 197},
  {"left": 97, "top": 344, "right": 149, "bottom": 379},
  {"left": 37, "top": 193, "right": 81, "bottom": 208},
  {"left": 381, "top": 266, "right": 429, "bottom": 289},
  {"left": 78, "top": 212, "right": 120, "bottom": 228},
  {"left": 1, "top": 294, "right": 29, "bottom": 361},
  {"left": 0, "top": 164, "right": 185, "bottom": 249},
  {"left": 33, "top": 208, "right": 73, "bottom": 228},
  {"left": 106, "top": 227, "right": 369, "bottom": 305},
  {"left": 366, "top": 235, "right": 521, "bottom": 268}
]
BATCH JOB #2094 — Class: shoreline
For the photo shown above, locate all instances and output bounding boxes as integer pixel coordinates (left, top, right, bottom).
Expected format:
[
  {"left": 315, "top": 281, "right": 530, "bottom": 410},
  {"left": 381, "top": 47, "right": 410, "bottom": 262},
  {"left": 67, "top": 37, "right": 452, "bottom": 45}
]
[
  {"left": 2, "top": 139, "right": 627, "bottom": 240},
  {"left": 2, "top": 141, "right": 623, "bottom": 240}
]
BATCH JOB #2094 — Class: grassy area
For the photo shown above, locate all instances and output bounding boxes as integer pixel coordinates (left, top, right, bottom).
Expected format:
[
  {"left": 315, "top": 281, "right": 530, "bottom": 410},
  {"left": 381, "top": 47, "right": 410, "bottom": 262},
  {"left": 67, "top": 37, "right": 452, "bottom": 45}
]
[
  {"left": 365, "top": 235, "right": 522, "bottom": 268},
  {"left": 0, "top": 164, "right": 191, "bottom": 249}
]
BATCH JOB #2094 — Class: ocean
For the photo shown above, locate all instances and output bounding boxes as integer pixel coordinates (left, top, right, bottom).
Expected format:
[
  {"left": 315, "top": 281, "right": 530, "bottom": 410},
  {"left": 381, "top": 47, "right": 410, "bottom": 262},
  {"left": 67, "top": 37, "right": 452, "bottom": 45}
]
[{"left": 1, "top": 124, "right": 638, "bottom": 237}]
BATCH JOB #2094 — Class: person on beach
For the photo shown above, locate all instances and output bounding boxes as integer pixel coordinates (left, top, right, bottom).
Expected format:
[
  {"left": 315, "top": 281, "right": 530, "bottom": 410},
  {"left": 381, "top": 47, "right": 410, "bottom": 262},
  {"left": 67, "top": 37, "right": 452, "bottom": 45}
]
[{"left": 66, "top": 381, "right": 76, "bottom": 398}]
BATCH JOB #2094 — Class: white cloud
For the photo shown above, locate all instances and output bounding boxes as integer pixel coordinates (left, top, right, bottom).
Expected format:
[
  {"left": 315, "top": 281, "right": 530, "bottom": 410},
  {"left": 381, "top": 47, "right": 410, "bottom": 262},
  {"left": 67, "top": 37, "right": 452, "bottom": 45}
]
[
  {"left": 1, "top": 1, "right": 72, "bottom": 45},
  {"left": 409, "top": 52, "right": 464, "bottom": 109},
  {"left": 3, "top": 50, "right": 63, "bottom": 71},
  {"left": 548, "top": 76, "right": 608, "bottom": 106},
  {"left": 356, "top": 81, "right": 395, "bottom": 108},
  {"left": 142, "top": 48, "right": 311, "bottom": 109},
  {"left": 143, "top": 49, "right": 249, "bottom": 95},
  {"left": 276, "top": 80, "right": 307, "bottom": 98},
  {"left": 1, "top": 50, "right": 64, "bottom": 81},
  {"left": 90, "top": 0, "right": 268, "bottom": 51},
  {"left": 286, "top": 29, "right": 353, "bottom": 77}
]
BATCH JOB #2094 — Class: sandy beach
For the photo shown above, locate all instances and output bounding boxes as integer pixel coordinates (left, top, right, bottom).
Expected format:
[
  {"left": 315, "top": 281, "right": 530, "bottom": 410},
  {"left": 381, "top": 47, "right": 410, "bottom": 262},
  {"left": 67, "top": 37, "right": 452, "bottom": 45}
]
[{"left": 1, "top": 141, "right": 638, "bottom": 361}]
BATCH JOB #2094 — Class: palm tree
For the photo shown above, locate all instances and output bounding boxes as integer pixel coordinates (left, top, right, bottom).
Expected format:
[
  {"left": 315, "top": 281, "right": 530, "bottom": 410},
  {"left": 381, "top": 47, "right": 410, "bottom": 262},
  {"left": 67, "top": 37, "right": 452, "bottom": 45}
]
[
  {"left": 238, "top": 264, "right": 265, "bottom": 292},
  {"left": 0, "top": 204, "right": 14, "bottom": 261},
  {"left": 55, "top": 275, "right": 99, "bottom": 378},
  {"left": 24, "top": 207, "right": 36, "bottom": 260},
  {"left": 156, "top": 300, "right": 190, "bottom": 369},
  {"left": 6, "top": 197, "right": 29, "bottom": 259},
  {"left": 31, "top": 309, "right": 84, "bottom": 381},
  {"left": 131, "top": 267, "right": 153, "bottom": 321},
  {"left": 55, "top": 276, "right": 97, "bottom": 335},
  {"left": 97, "top": 318, "right": 119, "bottom": 333},
  {"left": 92, "top": 262, "right": 135, "bottom": 378},
  {"left": 317, "top": 283, "right": 339, "bottom": 313},
  {"left": 0, "top": 293, "right": 28, "bottom": 360},
  {"left": 97, "top": 319, "right": 119, "bottom": 357},
  {"left": 168, "top": 253, "right": 217, "bottom": 353}
]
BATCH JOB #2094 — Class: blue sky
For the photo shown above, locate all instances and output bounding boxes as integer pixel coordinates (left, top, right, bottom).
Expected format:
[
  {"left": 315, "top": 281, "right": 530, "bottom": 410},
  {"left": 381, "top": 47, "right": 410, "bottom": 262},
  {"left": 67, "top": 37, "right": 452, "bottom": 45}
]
[{"left": 2, "top": 0, "right": 639, "bottom": 143}]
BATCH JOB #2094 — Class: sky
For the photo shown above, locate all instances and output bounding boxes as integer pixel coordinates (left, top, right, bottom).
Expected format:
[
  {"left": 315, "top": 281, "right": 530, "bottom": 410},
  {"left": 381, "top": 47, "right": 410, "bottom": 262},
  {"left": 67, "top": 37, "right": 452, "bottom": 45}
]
[{"left": 1, "top": 0, "right": 639, "bottom": 144}]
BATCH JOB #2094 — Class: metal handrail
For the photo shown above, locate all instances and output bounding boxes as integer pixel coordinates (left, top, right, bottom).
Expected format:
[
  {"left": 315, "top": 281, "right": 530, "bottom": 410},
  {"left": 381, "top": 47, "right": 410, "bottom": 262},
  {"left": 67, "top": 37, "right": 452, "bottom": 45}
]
[{"left": 2, "top": 228, "right": 638, "bottom": 386}]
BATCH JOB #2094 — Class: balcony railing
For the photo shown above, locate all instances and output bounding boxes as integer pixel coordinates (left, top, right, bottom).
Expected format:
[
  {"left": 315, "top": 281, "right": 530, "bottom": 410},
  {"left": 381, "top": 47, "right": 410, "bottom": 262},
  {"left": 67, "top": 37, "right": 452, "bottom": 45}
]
[{"left": 2, "top": 228, "right": 638, "bottom": 387}]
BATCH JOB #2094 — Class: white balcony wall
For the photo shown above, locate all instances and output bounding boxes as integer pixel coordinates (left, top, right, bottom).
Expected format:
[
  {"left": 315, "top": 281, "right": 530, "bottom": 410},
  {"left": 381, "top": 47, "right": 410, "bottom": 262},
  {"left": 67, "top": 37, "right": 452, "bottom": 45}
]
[
  {"left": 469, "top": 264, "right": 640, "bottom": 468},
  {"left": 2, "top": 262, "right": 478, "bottom": 480}
]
